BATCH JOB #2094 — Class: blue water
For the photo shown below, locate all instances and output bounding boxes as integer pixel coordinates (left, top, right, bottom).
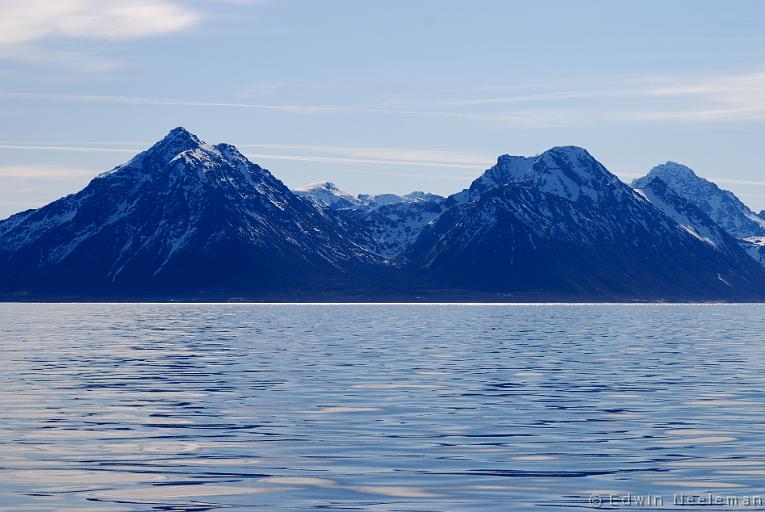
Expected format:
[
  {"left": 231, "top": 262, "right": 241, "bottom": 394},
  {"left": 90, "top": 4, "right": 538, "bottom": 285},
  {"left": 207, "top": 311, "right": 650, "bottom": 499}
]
[{"left": 1, "top": 304, "right": 765, "bottom": 511}]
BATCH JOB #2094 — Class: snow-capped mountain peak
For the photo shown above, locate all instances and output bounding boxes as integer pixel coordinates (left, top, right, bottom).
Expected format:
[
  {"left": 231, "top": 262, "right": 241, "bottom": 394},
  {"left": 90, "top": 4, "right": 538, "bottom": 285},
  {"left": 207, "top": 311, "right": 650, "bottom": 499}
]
[
  {"left": 294, "top": 181, "right": 361, "bottom": 209},
  {"left": 0, "top": 129, "right": 381, "bottom": 293},
  {"left": 97, "top": 127, "right": 207, "bottom": 179},
  {"left": 459, "top": 145, "right": 624, "bottom": 204},
  {"left": 633, "top": 162, "right": 765, "bottom": 238},
  {"left": 295, "top": 181, "right": 345, "bottom": 194},
  {"left": 646, "top": 161, "right": 697, "bottom": 180},
  {"left": 142, "top": 126, "right": 205, "bottom": 161},
  {"left": 98, "top": 129, "right": 277, "bottom": 191}
]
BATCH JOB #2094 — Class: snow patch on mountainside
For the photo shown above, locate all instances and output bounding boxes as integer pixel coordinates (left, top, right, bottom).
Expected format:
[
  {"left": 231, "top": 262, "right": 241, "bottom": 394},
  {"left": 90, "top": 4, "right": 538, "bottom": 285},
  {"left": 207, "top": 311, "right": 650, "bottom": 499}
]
[
  {"left": 294, "top": 182, "right": 360, "bottom": 209},
  {"left": 740, "top": 236, "right": 765, "bottom": 266}
]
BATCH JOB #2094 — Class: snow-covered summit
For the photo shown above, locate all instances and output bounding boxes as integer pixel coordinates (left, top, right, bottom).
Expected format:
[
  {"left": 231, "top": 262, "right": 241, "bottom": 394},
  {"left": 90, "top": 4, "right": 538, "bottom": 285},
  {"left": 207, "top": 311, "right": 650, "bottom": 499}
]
[
  {"left": 642, "top": 161, "right": 697, "bottom": 180},
  {"left": 293, "top": 181, "right": 360, "bottom": 209},
  {"left": 99, "top": 127, "right": 258, "bottom": 181},
  {"left": 458, "top": 145, "right": 625, "bottom": 204},
  {"left": 153, "top": 126, "right": 203, "bottom": 154},
  {"left": 633, "top": 162, "right": 765, "bottom": 238},
  {"left": 134, "top": 126, "right": 202, "bottom": 162}
]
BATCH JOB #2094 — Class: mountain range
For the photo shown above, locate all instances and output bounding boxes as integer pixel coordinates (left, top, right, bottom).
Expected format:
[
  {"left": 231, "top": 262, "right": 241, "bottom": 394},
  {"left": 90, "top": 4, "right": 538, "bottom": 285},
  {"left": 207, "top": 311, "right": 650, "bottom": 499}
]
[{"left": 2, "top": 128, "right": 764, "bottom": 301}]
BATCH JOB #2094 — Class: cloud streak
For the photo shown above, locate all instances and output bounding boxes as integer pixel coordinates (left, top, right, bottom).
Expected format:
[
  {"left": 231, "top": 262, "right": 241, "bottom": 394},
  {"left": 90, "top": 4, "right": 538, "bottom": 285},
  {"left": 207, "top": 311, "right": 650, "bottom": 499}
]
[
  {"left": 0, "top": 144, "right": 139, "bottom": 153},
  {"left": 0, "top": 91, "right": 562, "bottom": 126},
  {"left": 431, "top": 70, "right": 765, "bottom": 124},
  {"left": 5, "top": 68, "right": 765, "bottom": 126},
  {"left": 3, "top": 142, "right": 765, "bottom": 189},
  {"left": 242, "top": 152, "right": 482, "bottom": 171},
  {"left": 0, "top": 164, "right": 98, "bottom": 178},
  {"left": 0, "top": 142, "right": 490, "bottom": 177},
  {"left": 237, "top": 143, "right": 491, "bottom": 167}
]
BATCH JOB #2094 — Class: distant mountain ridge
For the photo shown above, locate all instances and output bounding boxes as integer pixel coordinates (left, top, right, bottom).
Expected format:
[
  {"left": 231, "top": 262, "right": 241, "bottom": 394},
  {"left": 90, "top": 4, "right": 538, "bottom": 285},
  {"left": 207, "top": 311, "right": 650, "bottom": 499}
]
[
  {"left": 295, "top": 182, "right": 446, "bottom": 259},
  {"left": 1, "top": 128, "right": 764, "bottom": 301},
  {"left": 633, "top": 162, "right": 765, "bottom": 238},
  {"left": 631, "top": 162, "right": 765, "bottom": 269}
]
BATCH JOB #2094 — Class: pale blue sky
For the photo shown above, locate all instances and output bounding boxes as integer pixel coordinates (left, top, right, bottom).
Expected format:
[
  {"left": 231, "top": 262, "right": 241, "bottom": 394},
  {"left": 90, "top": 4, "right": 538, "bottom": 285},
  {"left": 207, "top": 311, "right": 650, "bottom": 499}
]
[{"left": 1, "top": 0, "right": 765, "bottom": 218}]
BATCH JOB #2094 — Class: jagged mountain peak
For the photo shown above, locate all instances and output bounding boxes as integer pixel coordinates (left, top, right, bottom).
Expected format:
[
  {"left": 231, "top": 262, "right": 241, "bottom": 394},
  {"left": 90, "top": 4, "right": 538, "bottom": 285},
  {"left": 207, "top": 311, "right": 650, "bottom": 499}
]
[
  {"left": 648, "top": 161, "right": 698, "bottom": 179},
  {"left": 632, "top": 162, "right": 706, "bottom": 194},
  {"left": 0, "top": 129, "right": 386, "bottom": 294},
  {"left": 294, "top": 181, "right": 360, "bottom": 209},
  {"left": 540, "top": 145, "right": 595, "bottom": 161},
  {"left": 634, "top": 171, "right": 765, "bottom": 268},
  {"left": 98, "top": 129, "right": 267, "bottom": 185},
  {"left": 296, "top": 181, "right": 345, "bottom": 194},
  {"left": 632, "top": 162, "right": 714, "bottom": 194},
  {"left": 150, "top": 126, "right": 204, "bottom": 157},
  {"left": 461, "top": 145, "right": 623, "bottom": 203},
  {"left": 164, "top": 126, "right": 201, "bottom": 143},
  {"left": 632, "top": 161, "right": 765, "bottom": 238}
]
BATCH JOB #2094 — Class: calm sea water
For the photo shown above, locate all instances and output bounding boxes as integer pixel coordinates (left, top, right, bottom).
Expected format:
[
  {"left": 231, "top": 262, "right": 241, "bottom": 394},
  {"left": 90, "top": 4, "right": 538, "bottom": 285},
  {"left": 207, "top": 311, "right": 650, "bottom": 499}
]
[{"left": 1, "top": 304, "right": 765, "bottom": 511}]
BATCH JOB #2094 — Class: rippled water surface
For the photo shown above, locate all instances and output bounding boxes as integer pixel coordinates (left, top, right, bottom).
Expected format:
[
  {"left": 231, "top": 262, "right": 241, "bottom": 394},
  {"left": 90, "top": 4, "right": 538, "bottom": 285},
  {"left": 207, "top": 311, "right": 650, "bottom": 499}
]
[{"left": 2, "top": 304, "right": 765, "bottom": 511}]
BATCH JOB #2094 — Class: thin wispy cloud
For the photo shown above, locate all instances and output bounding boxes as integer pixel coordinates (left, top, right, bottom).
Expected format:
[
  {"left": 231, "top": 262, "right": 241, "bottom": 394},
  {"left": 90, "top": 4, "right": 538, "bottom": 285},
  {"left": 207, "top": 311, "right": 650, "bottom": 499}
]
[
  {"left": 433, "top": 88, "right": 648, "bottom": 107},
  {"left": 0, "top": 164, "right": 98, "bottom": 178},
  {"left": 0, "top": 45, "right": 124, "bottom": 71},
  {"left": 431, "top": 70, "right": 765, "bottom": 124},
  {"left": 237, "top": 143, "right": 492, "bottom": 167},
  {"left": 4, "top": 141, "right": 765, "bottom": 189},
  {"left": 4, "top": 140, "right": 765, "bottom": 191},
  {"left": 243, "top": 152, "right": 482, "bottom": 171},
  {"left": 0, "top": 91, "right": 563, "bottom": 126},
  {"left": 0, "top": 142, "right": 489, "bottom": 176},
  {"left": 5, "top": 69, "right": 765, "bottom": 125},
  {"left": 0, "top": 144, "right": 137, "bottom": 154},
  {"left": 0, "top": 91, "right": 342, "bottom": 114}
]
